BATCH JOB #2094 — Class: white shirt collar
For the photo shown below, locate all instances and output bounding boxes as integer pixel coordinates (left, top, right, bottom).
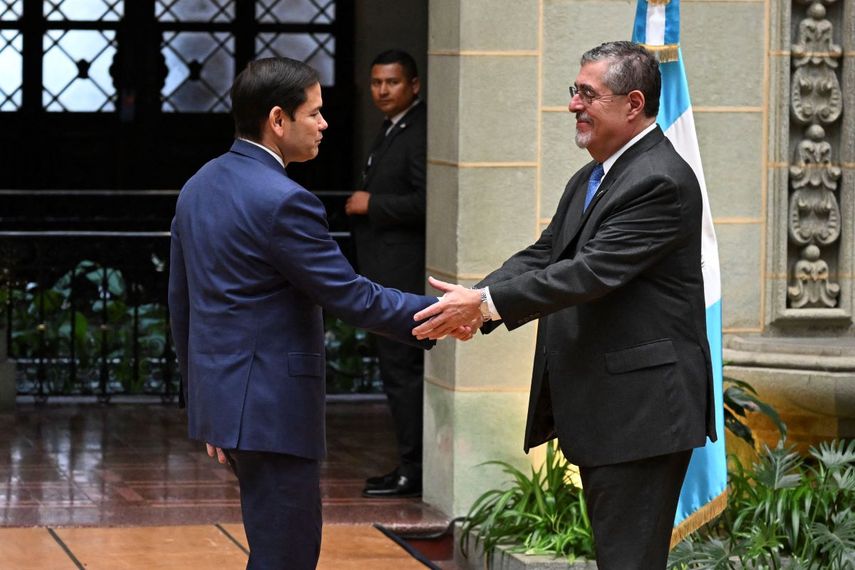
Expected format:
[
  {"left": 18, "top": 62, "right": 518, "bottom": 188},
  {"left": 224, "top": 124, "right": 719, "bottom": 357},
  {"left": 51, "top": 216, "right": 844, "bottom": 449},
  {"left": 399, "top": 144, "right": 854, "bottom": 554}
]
[
  {"left": 602, "top": 122, "right": 658, "bottom": 176},
  {"left": 239, "top": 138, "right": 285, "bottom": 168},
  {"left": 386, "top": 99, "right": 421, "bottom": 133}
]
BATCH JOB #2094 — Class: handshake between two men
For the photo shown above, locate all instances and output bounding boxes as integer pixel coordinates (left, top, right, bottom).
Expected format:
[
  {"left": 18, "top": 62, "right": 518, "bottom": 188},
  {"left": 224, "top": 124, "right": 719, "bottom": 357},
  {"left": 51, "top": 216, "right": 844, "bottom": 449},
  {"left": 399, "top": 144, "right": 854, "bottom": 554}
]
[{"left": 411, "top": 276, "right": 489, "bottom": 342}]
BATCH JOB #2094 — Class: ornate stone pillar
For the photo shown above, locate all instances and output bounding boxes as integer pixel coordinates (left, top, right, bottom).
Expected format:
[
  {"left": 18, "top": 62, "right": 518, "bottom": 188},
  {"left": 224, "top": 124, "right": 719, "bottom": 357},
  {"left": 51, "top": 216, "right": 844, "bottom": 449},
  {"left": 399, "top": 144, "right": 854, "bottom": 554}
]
[
  {"left": 783, "top": 0, "right": 848, "bottom": 318},
  {"left": 725, "top": 0, "right": 854, "bottom": 450}
]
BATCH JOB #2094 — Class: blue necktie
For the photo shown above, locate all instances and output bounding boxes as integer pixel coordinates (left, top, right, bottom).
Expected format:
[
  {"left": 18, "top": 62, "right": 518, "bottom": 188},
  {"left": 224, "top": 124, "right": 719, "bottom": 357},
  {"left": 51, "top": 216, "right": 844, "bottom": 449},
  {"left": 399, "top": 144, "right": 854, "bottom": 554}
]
[{"left": 583, "top": 163, "right": 604, "bottom": 212}]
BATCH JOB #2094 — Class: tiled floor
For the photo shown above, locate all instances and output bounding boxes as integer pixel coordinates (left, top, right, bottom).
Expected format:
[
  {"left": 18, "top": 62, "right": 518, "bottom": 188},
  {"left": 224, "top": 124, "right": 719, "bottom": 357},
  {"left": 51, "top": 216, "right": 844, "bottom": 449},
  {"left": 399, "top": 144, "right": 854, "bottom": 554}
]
[
  {"left": 0, "top": 397, "right": 451, "bottom": 568},
  {"left": 0, "top": 524, "right": 431, "bottom": 569}
]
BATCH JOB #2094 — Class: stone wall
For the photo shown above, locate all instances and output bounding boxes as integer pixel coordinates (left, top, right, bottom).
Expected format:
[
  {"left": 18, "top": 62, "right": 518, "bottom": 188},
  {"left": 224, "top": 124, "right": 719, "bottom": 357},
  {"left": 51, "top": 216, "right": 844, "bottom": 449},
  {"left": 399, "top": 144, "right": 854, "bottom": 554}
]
[{"left": 423, "top": 0, "right": 854, "bottom": 516}]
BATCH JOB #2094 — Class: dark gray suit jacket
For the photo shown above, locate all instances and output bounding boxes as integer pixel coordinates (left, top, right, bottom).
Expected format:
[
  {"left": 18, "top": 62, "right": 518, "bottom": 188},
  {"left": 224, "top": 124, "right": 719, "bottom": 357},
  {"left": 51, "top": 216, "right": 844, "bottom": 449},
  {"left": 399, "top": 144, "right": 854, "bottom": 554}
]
[
  {"left": 479, "top": 127, "right": 717, "bottom": 467},
  {"left": 351, "top": 101, "right": 426, "bottom": 293}
]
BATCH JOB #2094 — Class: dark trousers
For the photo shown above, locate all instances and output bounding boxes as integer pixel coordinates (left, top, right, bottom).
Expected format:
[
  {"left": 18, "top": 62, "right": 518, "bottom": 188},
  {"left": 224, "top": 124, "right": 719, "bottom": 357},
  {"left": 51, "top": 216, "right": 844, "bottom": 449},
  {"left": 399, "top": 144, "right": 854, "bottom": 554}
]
[
  {"left": 226, "top": 449, "right": 322, "bottom": 570},
  {"left": 579, "top": 449, "right": 692, "bottom": 570},
  {"left": 375, "top": 335, "right": 424, "bottom": 476}
]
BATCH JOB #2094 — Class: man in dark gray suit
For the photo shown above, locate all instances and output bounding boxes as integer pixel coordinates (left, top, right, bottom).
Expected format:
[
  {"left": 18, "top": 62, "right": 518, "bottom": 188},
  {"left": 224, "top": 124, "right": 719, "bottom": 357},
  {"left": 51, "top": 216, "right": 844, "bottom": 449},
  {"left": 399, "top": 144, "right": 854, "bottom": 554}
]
[
  {"left": 414, "top": 42, "right": 717, "bottom": 569},
  {"left": 346, "top": 49, "right": 427, "bottom": 498}
]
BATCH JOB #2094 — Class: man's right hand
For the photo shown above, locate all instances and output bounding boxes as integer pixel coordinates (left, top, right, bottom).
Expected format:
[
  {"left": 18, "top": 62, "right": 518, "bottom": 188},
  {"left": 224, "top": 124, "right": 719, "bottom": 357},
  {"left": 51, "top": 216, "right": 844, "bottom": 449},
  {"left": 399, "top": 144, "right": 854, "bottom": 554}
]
[
  {"left": 345, "top": 190, "right": 370, "bottom": 215},
  {"left": 413, "top": 277, "right": 484, "bottom": 340}
]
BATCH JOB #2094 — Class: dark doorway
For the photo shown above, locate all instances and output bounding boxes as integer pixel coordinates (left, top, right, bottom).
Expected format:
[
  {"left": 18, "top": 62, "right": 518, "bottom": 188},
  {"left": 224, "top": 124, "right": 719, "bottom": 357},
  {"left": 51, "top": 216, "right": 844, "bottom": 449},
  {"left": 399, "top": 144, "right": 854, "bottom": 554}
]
[
  {"left": 0, "top": 1, "right": 362, "bottom": 401},
  {"left": 0, "top": 0, "right": 354, "bottom": 195}
]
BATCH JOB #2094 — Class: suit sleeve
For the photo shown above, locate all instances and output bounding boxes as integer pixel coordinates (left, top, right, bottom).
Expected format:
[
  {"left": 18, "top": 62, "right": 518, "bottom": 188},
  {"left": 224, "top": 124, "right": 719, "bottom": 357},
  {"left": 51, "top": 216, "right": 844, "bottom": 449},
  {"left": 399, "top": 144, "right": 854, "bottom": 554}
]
[
  {"left": 268, "top": 189, "right": 434, "bottom": 349},
  {"left": 366, "top": 128, "right": 426, "bottom": 228},
  {"left": 167, "top": 217, "right": 190, "bottom": 405},
  {"left": 489, "top": 175, "right": 686, "bottom": 331}
]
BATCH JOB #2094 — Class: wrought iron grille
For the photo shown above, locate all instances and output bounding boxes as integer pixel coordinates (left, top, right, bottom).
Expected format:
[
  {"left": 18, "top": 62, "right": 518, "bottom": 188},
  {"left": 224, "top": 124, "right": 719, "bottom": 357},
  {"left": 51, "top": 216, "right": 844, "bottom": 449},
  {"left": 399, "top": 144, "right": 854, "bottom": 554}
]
[
  {"left": 42, "top": 29, "right": 117, "bottom": 112},
  {"left": 1, "top": 1, "right": 341, "bottom": 114},
  {"left": 1, "top": 0, "right": 22, "bottom": 21},
  {"left": 161, "top": 31, "right": 234, "bottom": 113},
  {"left": 44, "top": 0, "right": 122, "bottom": 21},
  {"left": 256, "top": 0, "right": 335, "bottom": 24},
  {"left": 39, "top": 0, "right": 122, "bottom": 112},
  {"left": 1, "top": 234, "right": 381, "bottom": 401},
  {"left": 156, "top": 0, "right": 234, "bottom": 23},
  {"left": 2, "top": 231, "right": 178, "bottom": 403},
  {"left": 256, "top": 32, "right": 334, "bottom": 86},
  {"left": 0, "top": 29, "right": 21, "bottom": 110}
]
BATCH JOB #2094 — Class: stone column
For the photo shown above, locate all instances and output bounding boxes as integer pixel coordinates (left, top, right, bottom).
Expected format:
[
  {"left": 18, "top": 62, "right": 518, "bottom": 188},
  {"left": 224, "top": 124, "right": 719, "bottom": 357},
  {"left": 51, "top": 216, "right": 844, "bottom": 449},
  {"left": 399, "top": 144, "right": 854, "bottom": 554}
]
[{"left": 423, "top": 0, "right": 540, "bottom": 517}]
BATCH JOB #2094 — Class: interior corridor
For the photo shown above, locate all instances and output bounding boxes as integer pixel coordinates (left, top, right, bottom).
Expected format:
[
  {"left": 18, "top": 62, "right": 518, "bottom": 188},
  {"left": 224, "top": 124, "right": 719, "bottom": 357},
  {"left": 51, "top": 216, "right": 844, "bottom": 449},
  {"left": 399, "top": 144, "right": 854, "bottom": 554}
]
[{"left": 0, "top": 398, "right": 451, "bottom": 568}]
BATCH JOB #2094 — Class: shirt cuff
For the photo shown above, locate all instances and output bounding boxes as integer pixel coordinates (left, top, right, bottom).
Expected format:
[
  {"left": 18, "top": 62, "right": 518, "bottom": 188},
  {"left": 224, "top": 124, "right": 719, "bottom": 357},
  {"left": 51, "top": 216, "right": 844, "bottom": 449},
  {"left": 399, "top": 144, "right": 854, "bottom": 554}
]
[{"left": 483, "top": 287, "right": 501, "bottom": 320}]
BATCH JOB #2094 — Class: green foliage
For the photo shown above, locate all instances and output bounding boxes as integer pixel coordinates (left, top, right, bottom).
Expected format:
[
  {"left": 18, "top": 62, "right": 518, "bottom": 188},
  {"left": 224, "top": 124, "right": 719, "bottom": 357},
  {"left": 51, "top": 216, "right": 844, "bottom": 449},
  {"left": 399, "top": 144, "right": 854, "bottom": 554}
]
[
  {"left": 459, "top": 441, "right": 595, "bottom": 564},
  {"left": 323, "top": 316, "right": 380, "bottom": 393},
  {"left": 5, "top": 261, "right": 381, "bottom": 395},
  {"left": 724, "top": 377, "right": 788, "bottom": 448},
  {"left": 670, "top": 440, "right": 855, "bottom": 569},
  {"left": 457, "top": 378, "right": 787, "bottom": 565},
  {"left": 4, "top": 260, "right": 168, "bottom": 394},
  {"left": 458, "top": 378, "right": 853, "bottom": 568}
]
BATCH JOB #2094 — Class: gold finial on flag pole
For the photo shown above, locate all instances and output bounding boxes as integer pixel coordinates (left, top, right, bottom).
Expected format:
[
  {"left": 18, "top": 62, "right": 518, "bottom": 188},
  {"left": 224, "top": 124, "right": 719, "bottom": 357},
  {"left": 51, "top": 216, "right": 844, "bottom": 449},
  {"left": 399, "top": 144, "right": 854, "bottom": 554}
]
[{"left": 639, "top": 43, "right": 680, "bottom": 63}]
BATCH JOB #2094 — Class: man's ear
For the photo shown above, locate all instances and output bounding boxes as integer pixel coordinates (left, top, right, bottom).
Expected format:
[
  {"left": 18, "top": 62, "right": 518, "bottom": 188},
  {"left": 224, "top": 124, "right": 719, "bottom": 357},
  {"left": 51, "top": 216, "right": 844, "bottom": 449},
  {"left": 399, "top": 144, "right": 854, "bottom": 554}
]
[
  {"left": 626, "top": 90, "right": 646, "bottom": 120},
  {"left": 268, "top": 106, "right": 288, "bottom": 136},
  {"left": 411, "top": 76, "right": 421, "bottom": 96}
]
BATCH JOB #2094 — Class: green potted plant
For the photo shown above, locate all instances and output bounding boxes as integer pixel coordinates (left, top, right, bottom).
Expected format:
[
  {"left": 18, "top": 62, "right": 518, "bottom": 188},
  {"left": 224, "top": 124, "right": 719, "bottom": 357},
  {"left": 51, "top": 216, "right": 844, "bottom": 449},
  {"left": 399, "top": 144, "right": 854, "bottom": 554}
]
[
  {"left": 456, "top": 378, "right": 791, "bottom": 569},
  {"left": 457, "top": 441, "right": 596, "bottom": 569},
  {"left": 669, "top": 439, "right": 855, "bottom": 569}
]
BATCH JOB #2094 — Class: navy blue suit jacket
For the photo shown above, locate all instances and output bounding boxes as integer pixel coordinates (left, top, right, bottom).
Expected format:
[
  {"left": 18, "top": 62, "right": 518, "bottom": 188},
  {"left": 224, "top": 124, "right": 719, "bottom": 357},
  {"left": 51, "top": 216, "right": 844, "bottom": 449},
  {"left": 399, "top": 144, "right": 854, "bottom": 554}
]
[{"left": 168, "top": 140, "right": 435, "bottom": 460}]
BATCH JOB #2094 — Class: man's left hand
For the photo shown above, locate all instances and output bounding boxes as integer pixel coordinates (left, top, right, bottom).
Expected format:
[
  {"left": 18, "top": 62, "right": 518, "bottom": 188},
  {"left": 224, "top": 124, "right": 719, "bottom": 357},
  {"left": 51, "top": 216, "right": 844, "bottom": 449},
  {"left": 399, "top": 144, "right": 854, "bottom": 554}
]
[
  {"left": 206, "top": 443, "right": 227, "bottom": 464},
  {"left": 345, "top": 191, "right": 371, "bottom": 215}
]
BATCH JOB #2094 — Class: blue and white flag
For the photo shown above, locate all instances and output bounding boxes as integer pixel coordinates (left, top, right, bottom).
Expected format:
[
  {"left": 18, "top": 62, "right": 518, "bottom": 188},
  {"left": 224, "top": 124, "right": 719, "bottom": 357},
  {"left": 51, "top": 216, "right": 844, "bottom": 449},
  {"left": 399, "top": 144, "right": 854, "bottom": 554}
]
[{"left": 632, "top": 0, "right": 728, "bottom": 545}]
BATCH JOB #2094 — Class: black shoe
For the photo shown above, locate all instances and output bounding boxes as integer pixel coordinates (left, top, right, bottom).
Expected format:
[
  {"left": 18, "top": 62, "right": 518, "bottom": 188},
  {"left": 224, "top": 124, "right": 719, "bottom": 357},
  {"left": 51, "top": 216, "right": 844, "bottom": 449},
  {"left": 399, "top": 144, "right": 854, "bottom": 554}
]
[
  {"left": 363, "top": 468, "right": 399, "bottom": 491},
  {"left": 361, "top": 474, "right": 422, "bottom": 498}
]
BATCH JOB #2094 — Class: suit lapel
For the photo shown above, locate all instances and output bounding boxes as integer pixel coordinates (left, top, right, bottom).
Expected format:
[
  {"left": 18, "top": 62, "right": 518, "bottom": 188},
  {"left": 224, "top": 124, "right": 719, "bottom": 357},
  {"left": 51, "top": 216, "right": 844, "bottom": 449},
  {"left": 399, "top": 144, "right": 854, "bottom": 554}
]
[
  {"left": 362, "top": 102, "right": 424, "bottom": 188},
  {"left": 554, "top": 127, "right": 666, "bottom": 255},
  {"left": 555, "top": 162, "right": 596, "bottom": 258}
]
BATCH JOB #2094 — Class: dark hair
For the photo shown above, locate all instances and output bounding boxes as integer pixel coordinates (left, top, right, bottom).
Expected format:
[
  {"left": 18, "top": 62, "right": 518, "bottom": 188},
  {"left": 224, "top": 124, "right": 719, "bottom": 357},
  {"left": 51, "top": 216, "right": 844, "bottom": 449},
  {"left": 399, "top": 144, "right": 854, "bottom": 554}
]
[
  {"left": 230, "top": 57, "right": 320, "bottom": 140},
  {"left": 580, "top": 41, "right": 660, "bottom": 118},
  {"left": 371, "top": 49, "right": 418, "bottom": 80}
]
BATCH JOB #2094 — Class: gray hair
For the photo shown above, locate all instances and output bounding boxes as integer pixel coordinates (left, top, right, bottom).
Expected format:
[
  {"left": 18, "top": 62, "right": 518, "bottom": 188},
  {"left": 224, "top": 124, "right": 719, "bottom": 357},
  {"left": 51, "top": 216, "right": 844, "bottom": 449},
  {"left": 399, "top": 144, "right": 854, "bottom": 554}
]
[{"left": 580, "top": 41, "right": 660, "bottom": 117}]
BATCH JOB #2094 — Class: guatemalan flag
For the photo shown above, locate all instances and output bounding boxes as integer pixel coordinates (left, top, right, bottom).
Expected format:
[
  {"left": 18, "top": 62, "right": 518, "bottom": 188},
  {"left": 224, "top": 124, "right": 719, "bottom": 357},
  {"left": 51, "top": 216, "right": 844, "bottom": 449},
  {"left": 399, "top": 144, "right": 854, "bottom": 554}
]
[{"left": 632, "top": 0, "right": 728, "bottom": 545}]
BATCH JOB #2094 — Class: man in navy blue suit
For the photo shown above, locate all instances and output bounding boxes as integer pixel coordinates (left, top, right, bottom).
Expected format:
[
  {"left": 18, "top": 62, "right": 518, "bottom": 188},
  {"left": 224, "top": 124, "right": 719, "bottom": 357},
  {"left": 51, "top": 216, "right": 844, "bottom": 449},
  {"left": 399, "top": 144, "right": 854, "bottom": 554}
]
[{"left": 168, "top": 57, "right": 437, "bottom": 570}]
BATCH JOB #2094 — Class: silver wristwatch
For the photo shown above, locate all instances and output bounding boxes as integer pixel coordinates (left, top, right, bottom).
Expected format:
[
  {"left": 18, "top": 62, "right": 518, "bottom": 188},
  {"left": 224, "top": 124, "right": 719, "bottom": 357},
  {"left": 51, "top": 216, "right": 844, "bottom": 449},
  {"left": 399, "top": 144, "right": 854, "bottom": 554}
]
[{"left": 478, "top": 288, "right": 491, "bottom": 322}]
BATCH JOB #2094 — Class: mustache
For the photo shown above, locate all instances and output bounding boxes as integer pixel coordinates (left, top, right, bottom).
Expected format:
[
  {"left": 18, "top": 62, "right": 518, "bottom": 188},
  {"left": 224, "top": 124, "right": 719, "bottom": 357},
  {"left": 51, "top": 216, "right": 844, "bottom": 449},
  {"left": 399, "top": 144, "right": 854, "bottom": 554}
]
[{"left": 576, "top": 112, "right": 591, "bottom": 123}]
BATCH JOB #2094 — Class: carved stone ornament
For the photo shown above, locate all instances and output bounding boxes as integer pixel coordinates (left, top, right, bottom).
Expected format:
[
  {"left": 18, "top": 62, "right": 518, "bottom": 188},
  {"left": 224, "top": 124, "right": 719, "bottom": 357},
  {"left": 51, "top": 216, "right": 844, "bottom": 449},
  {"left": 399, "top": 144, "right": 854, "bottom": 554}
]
[
  {"left": 788, "top": 125, "right": 842, "bottom": 246},
  {"left": 788, "top": 245, "right": 841, "bottom": 308},
  {"left": 786, "top": 0, "right": 843, "bottom": 310},
  {"left": 791, "top": 1, "right": 843, "bottom": 124},
  {"left": 789, "top": 125, "right": 842, "bottom": 191}
]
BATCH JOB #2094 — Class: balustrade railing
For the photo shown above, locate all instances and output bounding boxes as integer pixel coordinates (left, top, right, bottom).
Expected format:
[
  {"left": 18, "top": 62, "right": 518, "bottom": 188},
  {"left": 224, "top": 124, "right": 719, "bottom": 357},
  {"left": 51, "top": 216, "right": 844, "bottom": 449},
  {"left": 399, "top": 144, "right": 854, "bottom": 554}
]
[
  {"left": 1, "top": 189, "right": 380, "bottom": 403},
  {"left": 1, "top": 231, "right": 176, "bottom": 402}
]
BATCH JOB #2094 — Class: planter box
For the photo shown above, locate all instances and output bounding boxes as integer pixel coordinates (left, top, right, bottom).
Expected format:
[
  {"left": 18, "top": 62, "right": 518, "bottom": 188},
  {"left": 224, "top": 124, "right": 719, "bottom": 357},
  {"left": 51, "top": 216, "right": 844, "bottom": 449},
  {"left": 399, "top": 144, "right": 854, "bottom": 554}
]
[{"left": 453, "top": 527, "right": 596, "bottom": 570}]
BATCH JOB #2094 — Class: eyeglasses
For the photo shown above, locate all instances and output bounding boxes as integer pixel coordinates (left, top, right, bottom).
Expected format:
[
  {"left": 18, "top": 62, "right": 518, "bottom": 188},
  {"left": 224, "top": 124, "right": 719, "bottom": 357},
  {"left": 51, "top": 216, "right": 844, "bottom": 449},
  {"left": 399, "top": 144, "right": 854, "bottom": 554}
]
[{"left": 568, "top": 85, "right": 626, "bottom": 105}]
